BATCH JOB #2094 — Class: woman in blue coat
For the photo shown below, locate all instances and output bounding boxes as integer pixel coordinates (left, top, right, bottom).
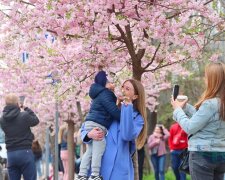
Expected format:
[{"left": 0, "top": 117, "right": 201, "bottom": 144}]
[{"left": 81, "top": 79, "right": 148, "bottom": 180}]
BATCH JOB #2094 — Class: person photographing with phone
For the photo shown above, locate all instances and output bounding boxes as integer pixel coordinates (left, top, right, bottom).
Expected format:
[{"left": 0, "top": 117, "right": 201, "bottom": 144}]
[
  {"left": 0, "top": 93, "right": 39, "bottom": 180},
  {"left": 19, "top": 95, "right": 25, "bottom": 109},
  {"left": 171, "top": 62, "right": 225, "bottom": 180},
  {"left": 147, "top": 124, "right": 170, "bottom": 180}
]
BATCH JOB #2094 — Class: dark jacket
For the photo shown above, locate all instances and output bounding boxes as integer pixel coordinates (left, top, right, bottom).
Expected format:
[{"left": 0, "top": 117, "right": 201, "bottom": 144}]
[
  {"left": 85, "top": 83, "right": 120, "bottom": 129},
  {"left": 0, "top": 105, "right": 39, "bottom": 151}
]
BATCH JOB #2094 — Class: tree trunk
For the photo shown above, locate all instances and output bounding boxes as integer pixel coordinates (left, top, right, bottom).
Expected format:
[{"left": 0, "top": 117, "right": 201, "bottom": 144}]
[
  {"left": 142, "top": 109, "right": 157, "bottom": 176},
  {"left": 67, "top": 121, "right": 75, "bottom": 180},
  {"left": 76, "top": 101, "right": 83, "bottom": 122},
  {"left": 49, "top": 134, "right": 56, "bottom": 180},
  {"left": 148, "top": 110, "right": 157, "bottom": 135},
  {"left": 76, "top": 101, "right": 86, "bottom": 153}
]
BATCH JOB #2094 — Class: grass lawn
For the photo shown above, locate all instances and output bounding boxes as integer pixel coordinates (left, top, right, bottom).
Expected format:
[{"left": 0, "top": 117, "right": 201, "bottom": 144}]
[{"left": 143, "top": 169, "right": 191, "bottom": 180}]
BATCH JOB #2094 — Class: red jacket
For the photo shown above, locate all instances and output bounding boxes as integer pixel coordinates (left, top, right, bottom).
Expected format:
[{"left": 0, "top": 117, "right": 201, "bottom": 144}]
[{"left": 169, "top": 123, "right": 188, "bottom": 150}]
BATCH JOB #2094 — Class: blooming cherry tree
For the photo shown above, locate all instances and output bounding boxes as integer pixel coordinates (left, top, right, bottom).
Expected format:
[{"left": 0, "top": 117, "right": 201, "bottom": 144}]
[
  {"left": 0, "top": 0, "right": 223, "bottom": 115},
  {"left": 0, "top": 0, "right": 224, "bottom": 178}
]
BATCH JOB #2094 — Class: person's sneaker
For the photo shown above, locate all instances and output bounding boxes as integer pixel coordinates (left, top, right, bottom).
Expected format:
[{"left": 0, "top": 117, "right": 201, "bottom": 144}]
[
  {"left": 88, "top": 175, "right": 103, "bottom": 180},
  {"left": 76, "top": 175, "right": 88, "bottom": 180}
]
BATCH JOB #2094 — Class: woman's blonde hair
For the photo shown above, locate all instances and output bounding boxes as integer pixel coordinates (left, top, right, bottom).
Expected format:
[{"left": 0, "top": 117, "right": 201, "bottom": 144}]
[
  {"left": 123, "top": 79, "right": 147, "bottom": 149},
  {"left": 5, "top": 93, "right": 19, "bottom": 106},
  {"left": 195, "top": 62, "right": 225, "bottom": 120}
]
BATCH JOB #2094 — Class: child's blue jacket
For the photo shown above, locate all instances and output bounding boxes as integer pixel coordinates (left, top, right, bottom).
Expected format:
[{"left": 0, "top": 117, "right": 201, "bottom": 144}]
[{"left": 85, "top": 83, "right": 120, "bottom": 129}]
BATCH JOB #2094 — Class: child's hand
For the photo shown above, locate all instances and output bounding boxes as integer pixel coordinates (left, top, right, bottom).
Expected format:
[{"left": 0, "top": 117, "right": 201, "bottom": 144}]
[
  {"left": 117, "top": 95, "right": 124, "bottom": 101},
  {"left": 106, "top": 82, "right": 115, "bottom": 92}
]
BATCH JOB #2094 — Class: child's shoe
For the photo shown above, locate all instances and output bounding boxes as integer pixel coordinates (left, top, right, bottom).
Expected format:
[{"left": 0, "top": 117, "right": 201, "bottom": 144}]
[
  {"left": 76, "top": 175, "right": 88, "bottom": 180},
  {"left": 88, "top": 175, "right": 103, "bottom": 180}
]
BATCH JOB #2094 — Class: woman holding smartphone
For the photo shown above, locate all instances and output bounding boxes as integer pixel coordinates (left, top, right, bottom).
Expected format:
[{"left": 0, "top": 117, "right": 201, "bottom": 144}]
[{"left": 171, "top": 62, "right": 225, "bottom": 180}]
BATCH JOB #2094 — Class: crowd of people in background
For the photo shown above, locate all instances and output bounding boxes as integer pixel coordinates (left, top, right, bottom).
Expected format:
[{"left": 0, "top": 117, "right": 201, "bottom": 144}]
[
  {"left": 146, "top": 122, "right": 187, "bottom": 180},
  {"left": 0, "top": 62, "right": 224, "bottom": 180}
]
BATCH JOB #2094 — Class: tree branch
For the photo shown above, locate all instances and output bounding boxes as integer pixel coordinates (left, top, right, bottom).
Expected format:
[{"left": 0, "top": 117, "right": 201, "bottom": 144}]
[
  {"left": 115, "top": 24, "right": 126, "bottom": 39},
  {"left": 137, "top": 49, "right": 146, "bottom": 60},
  {"left": 143, "top": 42, "right": 161, "bottom": 70},
  {"left": 0, "top": 9, "right": 10, "bottom": 18},
  {"left": 145, "top": 56, "right": 191, "bottom": 72},
  {"left": 135, "top": 5, "right": 140, "bottom": 19},
  {"left": 108, "top": 26, "right": 124, "bottom": 42},
  {"left": 167, "top": 0, "right": 213, "bottom": 19},
  {"left": 20, "top": 0, "right": 35, "bottom": 6}
]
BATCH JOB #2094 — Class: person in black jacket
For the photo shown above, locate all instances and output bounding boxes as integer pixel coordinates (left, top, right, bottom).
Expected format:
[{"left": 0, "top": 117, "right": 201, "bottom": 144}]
[
  {"left": 0, "top": 93, "right": 39, "bottom": 180},
  {"left": 77, "top": 71, "right": 121, "bottom": 180}
]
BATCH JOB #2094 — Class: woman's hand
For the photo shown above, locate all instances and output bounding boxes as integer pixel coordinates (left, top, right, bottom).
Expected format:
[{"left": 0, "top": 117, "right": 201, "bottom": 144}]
[
  {"left": 155, "top": 138, "right": 160, "bottom": 144},
  {"left": 122, "top": 96, "right": 132, "bottom": 105},
  {"left": 171, "top": 97, "right": 188, "bottom": 110},
  {"left": 87, "top": 127, "right": 105, "bottom": 141},
  {"left": 117, "top": 95, "right": 124, "bottom": 107}
]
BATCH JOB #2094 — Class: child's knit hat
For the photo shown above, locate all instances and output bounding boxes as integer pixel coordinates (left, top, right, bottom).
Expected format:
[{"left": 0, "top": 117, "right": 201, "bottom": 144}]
[{"left": 94, "top": 71, "right": 108, "bottom": 87}]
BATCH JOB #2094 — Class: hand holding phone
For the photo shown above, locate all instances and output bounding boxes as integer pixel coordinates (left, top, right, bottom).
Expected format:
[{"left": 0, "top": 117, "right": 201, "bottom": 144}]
[
  {"left": 19, "top": 96, "right": 25, "bottom": 108},
  {"left": 172, "top": 85, "right": 179, "bottom": 100}
]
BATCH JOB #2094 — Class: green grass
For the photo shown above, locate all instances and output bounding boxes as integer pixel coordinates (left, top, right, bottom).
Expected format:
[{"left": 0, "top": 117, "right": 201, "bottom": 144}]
[{"left": 143, "top": 169, "right": 191, "bottom": 180}]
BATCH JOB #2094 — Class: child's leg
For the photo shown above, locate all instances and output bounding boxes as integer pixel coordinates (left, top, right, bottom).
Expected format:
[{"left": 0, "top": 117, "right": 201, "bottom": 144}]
[
  {"left": 78, "top": 143, "right": 93, "bottom": 176},
  {"left": 91, "top": 139, "right": 106, "bottom": 176}
]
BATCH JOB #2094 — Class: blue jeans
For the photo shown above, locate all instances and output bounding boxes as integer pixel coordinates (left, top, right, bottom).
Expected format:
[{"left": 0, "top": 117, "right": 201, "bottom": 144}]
[
  {"left": 7, "top": 149, "right": 36, "bottom": 180},
  {"left": 171, "top": 150, "right": 186, "bottom": 180},
  {"left": 35, "top": 159, "right": 42, "bottom": 177},
  {"left": 151, "top": 154, "right": 166, "bottom": 180}
]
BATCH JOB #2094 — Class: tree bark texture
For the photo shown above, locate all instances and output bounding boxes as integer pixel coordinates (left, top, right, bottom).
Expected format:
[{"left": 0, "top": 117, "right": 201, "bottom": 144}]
[{"left": 67, "top": 121, "right": 75, "bottom": 180}]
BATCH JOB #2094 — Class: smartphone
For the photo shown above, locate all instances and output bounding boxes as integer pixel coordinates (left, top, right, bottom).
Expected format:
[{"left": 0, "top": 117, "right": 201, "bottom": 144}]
[
  {"left": 19, "top": 96, "right": 25, "bottom": 107},
  {"left": 172, "top": 85, "right": 179, "bottom": 100}
]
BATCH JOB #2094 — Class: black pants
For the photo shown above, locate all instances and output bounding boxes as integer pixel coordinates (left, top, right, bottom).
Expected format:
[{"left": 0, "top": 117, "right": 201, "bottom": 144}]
[
  {"left": 138, "top": 147, "right": 145, "bottom": 180},
  {"left": 58, "top": 144, "right": 64, "bottom": 173}
]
